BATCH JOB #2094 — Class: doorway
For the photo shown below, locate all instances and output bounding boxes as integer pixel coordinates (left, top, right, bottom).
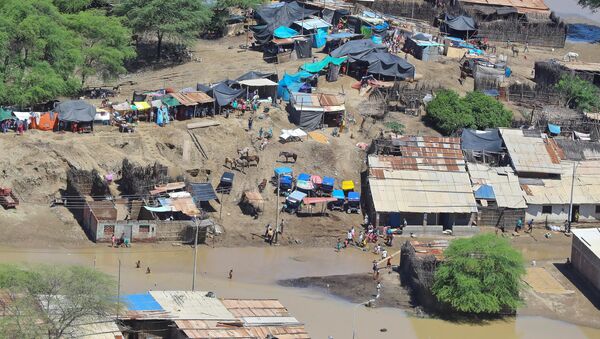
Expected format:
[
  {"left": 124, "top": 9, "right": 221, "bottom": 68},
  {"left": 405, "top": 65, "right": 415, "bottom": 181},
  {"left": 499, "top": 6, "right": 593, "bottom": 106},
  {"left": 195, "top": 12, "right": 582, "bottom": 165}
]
[{"left": 571, "top": 205, "right": 580, "bottom": 222}]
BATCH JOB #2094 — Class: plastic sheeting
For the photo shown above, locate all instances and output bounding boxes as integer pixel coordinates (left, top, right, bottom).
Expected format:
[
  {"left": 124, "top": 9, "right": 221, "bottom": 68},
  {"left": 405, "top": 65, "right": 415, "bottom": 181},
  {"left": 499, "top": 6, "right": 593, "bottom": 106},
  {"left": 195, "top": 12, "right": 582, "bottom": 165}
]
[
  {"left": 294, "top": 39, "right": 312, "bottom": 59},
  {"left": 208, "top": 82, "right": 245, "bottom": 107},
  {"left": 55, "top": 100, "right": 96, "bottom": 122},
  {"left": 236, "top": 71, "right": 276, "bottom": 82},
  {"left": 277, "top": 71, "right": 313, "bottom": 100},
  {"left": 274, "top": 26, "right": 298, "bottom": 38},
  {"left": 289, "top": 109, "right": 323, "bottom": 131},
  {"left": 313, "top": 27, "right": 328, "bottom": 48},
  {"left": 330, "top": 39, "right": 387, "bottom": 61},
  {"left": 548, "top": 123, "right": 561, "bottom": 135},
  {"left": 443, "top": 14, "right": 476, "bottom": 32},
  {"left": 301, "top": 55, "right": 347, "bottom": 73},
  {"left": 364, "top": 52, "right": 415, "bottom": 79},
  {"left": 251, "top": 2, "right": 317, "bottom": 44},
  {"left": 461, "top": 128, "right": 503, "bottom": 152}
]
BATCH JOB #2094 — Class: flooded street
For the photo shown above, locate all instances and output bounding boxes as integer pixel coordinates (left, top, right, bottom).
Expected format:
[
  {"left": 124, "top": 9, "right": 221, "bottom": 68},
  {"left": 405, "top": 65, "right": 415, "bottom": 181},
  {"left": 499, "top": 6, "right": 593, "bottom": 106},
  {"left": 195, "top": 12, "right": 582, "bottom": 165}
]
[{"left": 0, "top": 245, "right": 598, "bottom": 338}]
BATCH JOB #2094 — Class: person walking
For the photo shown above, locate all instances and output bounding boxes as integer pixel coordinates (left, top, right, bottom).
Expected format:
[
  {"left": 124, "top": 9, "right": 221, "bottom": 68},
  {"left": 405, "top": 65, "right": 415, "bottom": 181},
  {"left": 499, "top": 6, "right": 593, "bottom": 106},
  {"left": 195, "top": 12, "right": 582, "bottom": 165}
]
[
  {"left": 514, "top": 218, "right": 523, "bottom": 233},
  {"left": 376, "top": 281, "right": 382, "bottom": 298},
  {"left": 523, "top": 42, "right": 529, "bottom": 53},
  {"left": 248, "top": 116, "right": 253, "bottom": 131},
  {"left": 228, "top": 269, "right": 233, "bottom": 279},
  {"left": 279, "top": 219, "right": 285, "bottom": 235},
  {"left": 525, "top": 219, "right": 534, "bottom": 233}
]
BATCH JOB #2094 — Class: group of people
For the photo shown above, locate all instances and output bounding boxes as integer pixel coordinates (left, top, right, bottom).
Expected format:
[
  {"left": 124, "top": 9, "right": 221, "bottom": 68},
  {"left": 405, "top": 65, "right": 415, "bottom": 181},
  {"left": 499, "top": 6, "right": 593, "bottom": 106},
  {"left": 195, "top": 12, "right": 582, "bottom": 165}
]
[
  {"left": 336, "top": 215, "right": 397, "bottom": 252},
  {"left": 1, "top": 119, "right": 28, "bottom": 134},
  {"left": 496, "top": 218, "right": 534, "bottom": 236},
  {"left": 110, "top": 233, "right": 131, "bottom": 248},
  {"left": 263, "top": 219, "right": 285, "bottom": 245}
]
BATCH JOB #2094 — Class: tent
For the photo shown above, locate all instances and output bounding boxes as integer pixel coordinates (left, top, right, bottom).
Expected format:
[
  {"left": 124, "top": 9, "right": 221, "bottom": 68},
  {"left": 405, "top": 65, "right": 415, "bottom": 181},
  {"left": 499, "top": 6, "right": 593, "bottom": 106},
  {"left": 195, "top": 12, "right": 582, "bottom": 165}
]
[
  {"left": 364, "top": 52, "right": 415, "bottom": 79},
  {"left": 207, "top": 82, "right": 245, "bottom": 107},
  {"left": 236, "top": 71, "right": 278, "bottom": 82},
  {"left": 289, "top": 93, "right": 345, "bottom": 131},
  {"left": 277, "top": 71, "right": 313, "bottom": 101},
  {"left": 55, "top": 100, "right": 96, "bottom": 122},
  {"left": 0, "top": 108, "right": 14, "bottom": 122},
  {"left": 441, "top": 14, "right": 477, "bottom": 39},
  {"left": 460, "top": 128, "right": 503, "bottom": 153},
  {"left": 251, "top": 1, "right": 317, "bottom": 45},
  {"left": 330, "top": 39, "right": 387, "bottom": 61},
  {"left": 30, "top": 112, "right": 58, "bottom": 131}
]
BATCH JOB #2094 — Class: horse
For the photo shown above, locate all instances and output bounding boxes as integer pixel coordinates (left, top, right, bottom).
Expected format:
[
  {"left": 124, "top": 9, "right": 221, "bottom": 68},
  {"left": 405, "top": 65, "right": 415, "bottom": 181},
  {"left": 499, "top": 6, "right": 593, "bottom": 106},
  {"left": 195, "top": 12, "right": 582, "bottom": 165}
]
[
  {"left": 258, "top": 179, "right": 267, "bottom": 193},
  {"left": 564, "top": 52, "right": 579, "bottom": 62},
  {"left": 242, "top": 154, "right": 260, "bottom": 166},
  {"left": 234, "top": 158, "right": 249, "bottom": 173},
  {"left": 279, "top": 151, "right": 297, "bottom": 163},
  {"left": 224, "top": 157, "right": 235, "bottom": 169},
  {"left": 237, "top": 147, "right": 251, "bottom": 157}
]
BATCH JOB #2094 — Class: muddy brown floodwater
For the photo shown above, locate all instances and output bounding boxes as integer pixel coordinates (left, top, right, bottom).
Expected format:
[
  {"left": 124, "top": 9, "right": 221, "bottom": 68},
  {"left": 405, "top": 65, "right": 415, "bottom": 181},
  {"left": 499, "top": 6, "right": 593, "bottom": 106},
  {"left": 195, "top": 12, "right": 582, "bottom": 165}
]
[{"left": 0, "top": 245, "right": 598, "bottom": 339}]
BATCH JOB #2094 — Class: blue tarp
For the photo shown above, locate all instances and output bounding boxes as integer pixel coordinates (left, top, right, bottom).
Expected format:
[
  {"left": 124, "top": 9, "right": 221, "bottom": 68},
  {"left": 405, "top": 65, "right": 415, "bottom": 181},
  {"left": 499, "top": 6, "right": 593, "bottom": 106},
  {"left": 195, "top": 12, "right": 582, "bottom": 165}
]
[
  {"left": 348, "top": 191, "right": 360, "bottom": 201},
  {"left": 280, "top": 176, "right": 293, "bottom": 185},
  {"left": 332, "top": 189, "right": 345, "bottom": 199},
  {"left": 297, "top": 173, "right": 311, "bottom": 181},
  {"left": 189, "top": 183, "right": 218, "bottom": 201},
  {"left": 372, "top": 22, "right": 389, "bottom": 32},
  {"left": 274, "top": 167, "right": 293, "bottom": 176},
  {"left": 322, "top": 176, "right": 335, "bottom": 187},
  {"left": 326, "top": 32, "right": 360, "bottom": 41},
  {"left": 475, "top": 184, "right": 496, "bottom": 200},
  {"left": 274, "top": 26, "right": 299, "bottom": 38},
  {"left": 548, "top": 123, "right": 561, "bottom": 135},
  {"left": 277, "top": 71, "right": 313, "bottom": 100},
  {"left": 123, "top": 293, "right": 163, "bottom": 311},
  {"left": 313, "top": 27, "right": 327, "bottom": 48}
]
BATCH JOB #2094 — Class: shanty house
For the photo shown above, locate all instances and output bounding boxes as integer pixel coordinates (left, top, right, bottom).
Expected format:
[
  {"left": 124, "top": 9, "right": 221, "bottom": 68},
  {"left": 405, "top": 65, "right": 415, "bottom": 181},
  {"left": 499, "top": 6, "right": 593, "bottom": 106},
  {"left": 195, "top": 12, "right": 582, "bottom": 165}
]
[
  {"left": 288, "top": 92, "right": 345, "bottom": 130},
  {"left": 571, "top": 228, "right": 600, "bottom": 292},
  {"left": 467, "top": 163, "right": 526, "bottom": 227},
  {"left": 121, "top": 291, "right": 310, "bottom": 339},
  {"left": 499, "top": 128, "right": 563, "bottom": 178},
  {"left": 366, "top": 136, "right": 478, "bottom": 232},
  {"left": 403, "top": 33, "right": 443, "bottom": 61},
  {"left": 535, "top": 60, "right": 600, "bottom": 88}
]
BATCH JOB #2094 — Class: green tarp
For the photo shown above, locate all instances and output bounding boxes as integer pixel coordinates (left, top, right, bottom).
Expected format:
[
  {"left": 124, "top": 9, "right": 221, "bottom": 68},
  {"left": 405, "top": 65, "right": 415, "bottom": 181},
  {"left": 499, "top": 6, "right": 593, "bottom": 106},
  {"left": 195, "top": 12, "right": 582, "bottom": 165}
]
[
  {"left": 0, "top": 108, "right": 15, "bottom": 121},
  {"left": 162, "top": 96, "right": 180, "bottom": 107},
  {"left": 301, "top": 55, "right": 347, "bottom": 73}
]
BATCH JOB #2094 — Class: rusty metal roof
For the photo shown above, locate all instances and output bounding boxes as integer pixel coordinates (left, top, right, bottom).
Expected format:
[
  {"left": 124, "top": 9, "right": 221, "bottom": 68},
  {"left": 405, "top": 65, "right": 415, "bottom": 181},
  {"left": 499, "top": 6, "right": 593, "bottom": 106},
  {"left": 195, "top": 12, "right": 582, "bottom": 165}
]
[
  {"left": 184, "top": 91, "right": 214, "bottom": 104},
  {"left": 175, "top": 320, "right": 310, "bottom": 339},
  {"left": 460, "top": 0, "right": 549, "bottom": 13},
  {"left": 370, "top": 155, "right": 465, "bottom": 173}
]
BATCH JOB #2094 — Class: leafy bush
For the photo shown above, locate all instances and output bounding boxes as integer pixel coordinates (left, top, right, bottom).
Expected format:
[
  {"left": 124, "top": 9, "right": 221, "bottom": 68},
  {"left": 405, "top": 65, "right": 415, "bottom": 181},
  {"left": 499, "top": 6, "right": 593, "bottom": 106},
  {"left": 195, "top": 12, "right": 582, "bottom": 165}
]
[
  {"left": 555, "top": 74, "right": 600, "bottom": 112},
  {"left": 425, "top": 89, "right": 512, "bottom": 135},
  {"left": 384, "top": 121, "right": 405, "bottom": 134},
  {"left": 432, "top": 234, "right": 525, "bottom": 314}
]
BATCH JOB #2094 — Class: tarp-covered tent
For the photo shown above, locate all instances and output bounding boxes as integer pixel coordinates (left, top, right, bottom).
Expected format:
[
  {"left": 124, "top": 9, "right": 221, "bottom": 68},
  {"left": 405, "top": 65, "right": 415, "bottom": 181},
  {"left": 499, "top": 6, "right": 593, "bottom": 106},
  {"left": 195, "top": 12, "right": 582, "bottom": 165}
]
[
  {"left": 0, "top": 108, "right": 14, "bottom": 121},
  {"left": 322, "top": 8, "right": 350, "bottom": 25},
  {"left": 294, "top": 39, "right": 312, "bottom": 59},
  {"left": 207, "top": 82, "right": 245, "bottom": 107},
  {"left": 236, "top": 71, "right": 278, "bottom": 83},
  {"left": 31, "top": 112, "right": 58, "bottom": 131},
  {"left": 330, "top": 39, "right": 387, "bottom": 61},
  {"left": 289, "top": 93, "right": 345, "bottom": 131},
  {"left": 441, "top": 14, "right": 477, "bottom": 39},
  {"left": 301, "top": 55, "right": 347, "bottom": 73},
  {"left": 277, "top": 71, "right": 313, "bottom": 101},
  {"left": 55, "top": 100, "right": 96, "bottom": 122},
  {"left": 251, "top": 1, "right": 317, "bottom": 45},
  {"left": 461, "top": 128, "right": 503, "bottom": 152},
  {"left": 273, "top": 26, "right": 299, "bottom": 39},
  {"left": 364, "top": 52, "right": 415, "bottom": 79}
]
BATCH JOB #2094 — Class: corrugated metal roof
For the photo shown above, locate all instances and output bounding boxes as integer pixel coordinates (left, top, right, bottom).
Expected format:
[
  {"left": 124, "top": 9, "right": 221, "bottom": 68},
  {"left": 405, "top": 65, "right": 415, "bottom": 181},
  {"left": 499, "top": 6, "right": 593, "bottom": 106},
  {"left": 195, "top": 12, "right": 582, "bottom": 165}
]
[
  {"left": 149, "top": 291, "right": 236, "bottom": 321},
  {"left": 499, "top": 128, "right": 562, "bottom": 175},
  {"left": 467, "top": 163, "right": 527, "bottom": 209},
  {"left": 369, "top": 155, "right": 465, "bottom": 172},
  {"left": 523, "top": 160, "right": 600, "bottom": 205},
  {"left": 368, "top": 169, "right": 477, "bottom": 213},
  {"left": 184, "top": 91, "right": 214, "bottom": 104},
  {"left": 294, "top": 17, "right": 331, "bottom": 30},
  {"left": 69, "top": 319, "right": 123, "bottom": 339},
  {"left": 460, "top": 0, "right": 549, "bottom": 13},
  {"left": 170, "top": 92, "right": 198, "bottom": 106}
]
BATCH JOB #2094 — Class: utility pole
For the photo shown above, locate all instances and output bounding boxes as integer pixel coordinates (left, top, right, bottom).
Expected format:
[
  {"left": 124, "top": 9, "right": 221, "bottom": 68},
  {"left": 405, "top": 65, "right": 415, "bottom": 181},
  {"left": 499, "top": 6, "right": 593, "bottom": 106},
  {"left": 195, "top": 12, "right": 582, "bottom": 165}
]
[
  {"left": 567, "top": 162, "right": 578, "bottom": 233},
  {"left": 275, "top": 174, "right": 281, "bottom": 243},
  {"left": 116, "top": 259, "right": 121, "bottom": 320},
  {"left": 192, "top": 217, "right": 200, "bottom": 291}
]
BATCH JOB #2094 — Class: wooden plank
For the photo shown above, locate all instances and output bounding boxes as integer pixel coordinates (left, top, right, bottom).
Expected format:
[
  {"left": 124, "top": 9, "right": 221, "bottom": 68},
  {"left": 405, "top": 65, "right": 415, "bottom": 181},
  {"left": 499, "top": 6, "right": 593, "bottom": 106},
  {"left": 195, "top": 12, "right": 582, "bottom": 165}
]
[{"left": 187, "top": 121, "right": 220, "bottom": 130}]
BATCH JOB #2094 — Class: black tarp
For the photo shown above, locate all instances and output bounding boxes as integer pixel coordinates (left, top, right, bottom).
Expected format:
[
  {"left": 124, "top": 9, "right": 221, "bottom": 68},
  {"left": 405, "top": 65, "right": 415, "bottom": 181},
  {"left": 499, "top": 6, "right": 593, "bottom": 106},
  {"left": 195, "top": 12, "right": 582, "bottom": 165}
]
[
  {"left": 294, "top": 39, "right": 312, "bottom": 59},
  {"left": 364, "top": 52, "right": 416, "bottom": 79},
  {"left": 189, "top": 183, "right": 218, "bottom": 201},
  {"left": 330, "top": 39, "right": 388, "bottom": 61},
  {"left": 322, "top": 8, "right": 350, "bottom": 25},
  {"left": 461, "top": 128, "right": 503, "bottom": 152},
  {"left": 236, "top": 71, "right": 278, "bottom": 82},
  {"left": 55, "top": 100, "right": 96, "bottom": 122},
  {"left": 207, "top": 82, "right": 245, "bottom": 107},
  {"left": 327, "top": 64, "right": 340, "bottom": 82},
  {"left": 441, "top": 14, "right": 477, "bottom": 38},
  {"left": 251, "top": 2, "right": 317, "bottom": 44},
  {"left": 290, "top": 109, "right": 323, "bottom": 131}
]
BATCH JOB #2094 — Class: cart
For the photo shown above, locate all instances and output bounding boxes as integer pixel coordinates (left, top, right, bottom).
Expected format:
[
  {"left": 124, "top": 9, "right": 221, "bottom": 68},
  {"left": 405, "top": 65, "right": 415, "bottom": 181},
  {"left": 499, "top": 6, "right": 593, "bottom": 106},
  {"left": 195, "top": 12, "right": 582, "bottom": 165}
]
[
  {"left": 282, "top": 190, "right": 307, "bottom": 214},
  {"left": 320, "top": 176, "right": 335, "bottom": 196},
  {"left": 216, "top": 172, "right": 234, "bottom": 194},
  {"left": 341, "top": 180, "right": 355, "bottom": 196},
  {"left": 328, "top": 189, "right": 345, "bottom": 211},
  {"left": 346, "top": 191, "right": 361, "bottom": 214}
]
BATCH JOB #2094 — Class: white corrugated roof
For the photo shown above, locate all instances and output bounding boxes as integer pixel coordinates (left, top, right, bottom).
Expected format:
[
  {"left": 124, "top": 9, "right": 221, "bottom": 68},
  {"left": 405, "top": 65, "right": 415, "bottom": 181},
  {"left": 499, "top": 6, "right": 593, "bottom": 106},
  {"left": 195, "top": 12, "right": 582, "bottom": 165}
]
[
  {"left": 369, "top": 169, "right": 477, "bottom": 213},
  {"left": 149, "top": 291, "right": 236, "bottom": 321},
  {"left": 572, "top": 228, "right": 600, "bottom": 259},
  {"left": 467, "top": 163, "right": 527, "bottom": 209},
  {"left": 499, "top": 128, "right": 562, "bottom": 175},
  {"left": 523, "top": 160, "right": 600, "bottom": 205},
  {"left": 238, "top": 78, "right": 278, "bottom": 87},
  {"left": 294, "top": 17, "right": 331, "bottom": 29}
]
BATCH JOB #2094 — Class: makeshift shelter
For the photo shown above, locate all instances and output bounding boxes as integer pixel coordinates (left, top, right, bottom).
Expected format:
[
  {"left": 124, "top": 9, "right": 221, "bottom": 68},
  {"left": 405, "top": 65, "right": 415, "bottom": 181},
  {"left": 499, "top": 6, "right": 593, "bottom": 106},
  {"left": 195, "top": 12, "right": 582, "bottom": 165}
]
[
  {"left": 440, "top": 14, "right": 477, "bottom": 39},
  {"left": 273, "top": 26, "right": 299, "bottom": 39},
  {"left": 236, "top": 71, "right": 278, "bottom": 83},
  {"left": 473, "top": 64, "right": 506, "bottom": 91},
  {"left": 251, "top": 1, "right": 317, "bottom": 45},
  {"left": 239, "top": 191, "right": 265, "bottom": 216},
  {"left": 277, "top": 71, "right": 314, "bottom": 101},
  {"left": 263, "top": 37, "right": 312, "bottom": 63},
  {"left": 0, "top": 108, "right": 15, "bottom": 122},
  {"left": 403, "top": 34, "right": 443, "bottom": 62},
  {"left": 301, "top": 55, "right": 347, "bottom": 74},
  {"left": 237, "top": 78, "right": 278, "bottom": 100},
  {"left": 330, "top": 39, "right": 387, "bottom": 61},
  {"left": 289, "top": 92, "right": 345, "bottom": 131},
  {"left": 30, "top": 112, "right": 58, "bottom": 131},
  {"left": 55, "top": 100, "right": 96, "bottom": 122},
  {"left": 461, "top": 129, "right": 503, "bottom": 153},
  {"left": 207, "top": 82, "right": 245, "bottom": 107},
  {"left": 292, "top": 17, "right": 331, "bottom": 48}
]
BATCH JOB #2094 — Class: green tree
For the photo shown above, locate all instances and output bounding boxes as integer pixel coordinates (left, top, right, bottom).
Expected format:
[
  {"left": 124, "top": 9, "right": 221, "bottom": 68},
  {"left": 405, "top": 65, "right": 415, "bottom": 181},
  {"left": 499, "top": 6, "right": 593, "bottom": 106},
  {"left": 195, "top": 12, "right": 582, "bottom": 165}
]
[
  {"left": 432, "top": 234, "right": 525, "bottom": 314},
  {"left": 0, "top": 0, "right": 82, "bottom": 106},
  {"left": 66, "top": 10, "right": 136, "bottom": 86},
  {"left": 425, "top": 89, "right": 475, "bottom": 135},
  {"left": 384, "top": 121, "right": 405, "bottom": 134},
  {"left": 555, "top": 74, "right": 600, "bottom": 112},
  {"left": 0, "top": 264, "right": 118, "bottom": 339},
  {"left": 464, "top": 91, "right": 513, "bottom": 130},
  {"left": 116, "top": 0, "right": 212, "bottom": 60},
  {"left": 579, "top": 0, "right": 600, "bottom": 10},
  {"left": 52, "top": 0, "right": 93, "bottom": 13}
]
